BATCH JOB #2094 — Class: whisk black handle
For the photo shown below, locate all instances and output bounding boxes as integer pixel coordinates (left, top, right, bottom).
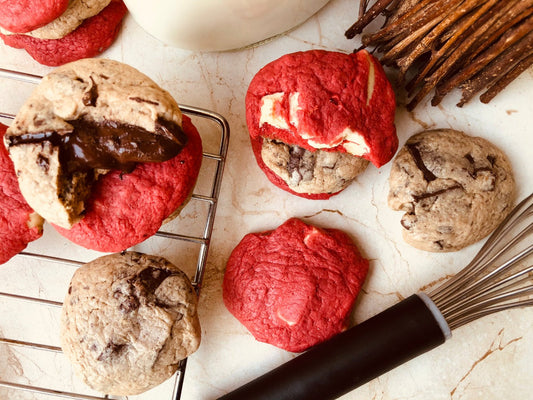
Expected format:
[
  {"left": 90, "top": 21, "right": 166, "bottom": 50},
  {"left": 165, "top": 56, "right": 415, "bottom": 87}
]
[{"left": 217, "top": 294, "right": 449, "bottom": 400}]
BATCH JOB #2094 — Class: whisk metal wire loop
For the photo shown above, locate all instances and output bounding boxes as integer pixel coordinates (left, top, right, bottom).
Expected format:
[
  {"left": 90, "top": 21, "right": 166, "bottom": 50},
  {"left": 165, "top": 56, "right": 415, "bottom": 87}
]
[{"left": 428, "top": 192, "right": 533, "bottom": 330}]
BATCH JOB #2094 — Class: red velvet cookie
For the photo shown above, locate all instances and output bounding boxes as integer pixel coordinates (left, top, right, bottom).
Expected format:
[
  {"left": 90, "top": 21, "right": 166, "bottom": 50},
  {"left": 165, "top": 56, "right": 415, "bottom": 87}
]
[
  {"left": 0, "top": 123, "right": 43, "bottom": 264},
  {"left": 246, "top": 49, "right": 397, "bottom": 199},
  {"left": 0, "top": 0, "right": 69, "bottom": 33},
  {"left": 0, "top": 0, "right": 126, "bottom": 66},
  {"left": 52, "top": 115, "right": 202, "bottom": 252},
  {"left": 223, "top": 218, "right": 369, "bottom": 352}
]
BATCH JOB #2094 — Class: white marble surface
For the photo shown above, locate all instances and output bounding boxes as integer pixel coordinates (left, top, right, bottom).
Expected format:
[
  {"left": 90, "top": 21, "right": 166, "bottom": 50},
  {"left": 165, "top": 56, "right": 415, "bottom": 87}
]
[{"left": 1, "top": 0, "right": 532, "bottom": 399}]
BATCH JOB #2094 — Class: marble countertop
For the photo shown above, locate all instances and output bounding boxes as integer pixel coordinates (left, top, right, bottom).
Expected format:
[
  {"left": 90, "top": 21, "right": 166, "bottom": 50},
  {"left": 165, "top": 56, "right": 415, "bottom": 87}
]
[{"left": 1, "top": 0, "right": 532, "bottom": 399}]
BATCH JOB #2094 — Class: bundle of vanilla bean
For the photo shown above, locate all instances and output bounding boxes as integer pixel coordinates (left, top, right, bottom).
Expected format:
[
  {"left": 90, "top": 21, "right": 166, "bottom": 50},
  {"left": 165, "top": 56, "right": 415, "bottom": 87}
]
[{"left": 345, "top": 0, "right": 533, "bottom": 109}]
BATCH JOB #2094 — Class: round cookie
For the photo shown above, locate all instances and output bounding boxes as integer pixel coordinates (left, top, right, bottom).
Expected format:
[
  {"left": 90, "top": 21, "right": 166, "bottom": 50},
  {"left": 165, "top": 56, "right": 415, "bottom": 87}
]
[
  {"left": 223, "top": 218, "right": 369, "bottom": 352},
  {"left": 388, "top": 129, "right": 516, "bottom": 252},
  {"left": 4, "top": 58, "right": 202, "bottom": 250},
  {"left": 53, "top": 114, "right": 202, "bottom": 252},
  {"left": 1, "top": 0, "right": 112, "bottom": 39},
  {"left": 0, "top": 123, "right": 44, "bottom": 264},
  {"left": 0, "top": 0, "right": 69, "bottom": 33},
  {"left": 246, "top": 49, "right": 397, "bottom": 199},
  {"left": 60, "top": 252, "right": 201, "bottom": 396},
  {"left": 0, "top": 0, "right": 126, "bottom": 66}
]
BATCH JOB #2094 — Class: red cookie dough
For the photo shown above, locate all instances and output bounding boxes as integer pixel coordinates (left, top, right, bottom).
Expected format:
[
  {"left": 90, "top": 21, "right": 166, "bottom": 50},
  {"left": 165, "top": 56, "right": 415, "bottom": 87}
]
[
  {"left": 246, "top": 49, "right": 397, "bottom": 199},
  {"left": 53, "top": 115, "right": 202, "bottom": 252},
  {"left": 223, "top": 218, "right": 369, "bottom": 352},
  {"left": 0, "top": 123, "right": 43, "bottom": 264},
  {"left": 0, "top": 0, "right": 126, "bottom": 66},
  {"left": 0, "top": 0, "right": 69, "bottom": 33}
]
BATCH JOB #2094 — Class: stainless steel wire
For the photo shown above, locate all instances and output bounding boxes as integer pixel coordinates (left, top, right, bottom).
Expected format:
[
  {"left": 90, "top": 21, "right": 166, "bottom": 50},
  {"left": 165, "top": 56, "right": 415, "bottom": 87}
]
[
  {"left": 0, "top": 68, "right": 230, "bottom": 400},
  {"left": 428, "top": 192, "right": 533, "bottom": 330}
]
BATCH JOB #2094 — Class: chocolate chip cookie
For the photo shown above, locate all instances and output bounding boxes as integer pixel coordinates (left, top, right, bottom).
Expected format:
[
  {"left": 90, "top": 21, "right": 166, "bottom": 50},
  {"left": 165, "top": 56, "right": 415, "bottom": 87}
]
[
  {"left": 60, "top": 252, "right": 201, "bottom": 396},
  {"left": 4, "top": 58, "right": 198, "bottom": 231},
  {"left": 388, "top": 129, "right": 515, "bottom": 252},
  {"left": 260, "top": 138, "right": 369, "bottom": 195},
  {"left": 246, "top": 49, "right": 397, "bottom": 199}
]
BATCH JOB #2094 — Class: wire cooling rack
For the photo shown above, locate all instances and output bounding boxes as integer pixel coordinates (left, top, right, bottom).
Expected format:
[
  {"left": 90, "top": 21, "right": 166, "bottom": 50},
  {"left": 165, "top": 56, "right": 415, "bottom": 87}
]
[{"left": 0, "top": 68, "right": 230, "bottom": 400}]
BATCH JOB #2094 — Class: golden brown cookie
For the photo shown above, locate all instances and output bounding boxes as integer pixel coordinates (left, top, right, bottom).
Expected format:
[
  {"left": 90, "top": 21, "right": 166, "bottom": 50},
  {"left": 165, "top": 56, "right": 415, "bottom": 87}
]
[
  {"left": 60, "top": 252, "right": 201, "bottom": 396},
  {"left": 388, "top": 129, "right": 516, "bottom": 252}
]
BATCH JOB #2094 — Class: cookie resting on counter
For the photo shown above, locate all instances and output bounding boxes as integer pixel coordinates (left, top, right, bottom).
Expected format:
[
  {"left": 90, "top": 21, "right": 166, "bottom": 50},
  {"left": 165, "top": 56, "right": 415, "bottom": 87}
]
[
  {"left": 60, "top": 252, "right": 201, "bottom": 396},
  {"left": 245, "top": 49, "right": 397, "bottom": 199},
  {"left": 223, "top": 218, "right": 369, "bottom": 352},
  {"left": 388, "top": 129, "right": 516, "bottom": 252},
  {"left": 0, "top": 0, "right": 69, "bottom": 33},
  {"left": 0, "top": 0, "right": 127, "bottom": 66},
  {"left": 4, "top": 58, "right": 202, "bottom": 252},
  {"left": 0, "top": 123, "right": 44, "bottom": 265}
]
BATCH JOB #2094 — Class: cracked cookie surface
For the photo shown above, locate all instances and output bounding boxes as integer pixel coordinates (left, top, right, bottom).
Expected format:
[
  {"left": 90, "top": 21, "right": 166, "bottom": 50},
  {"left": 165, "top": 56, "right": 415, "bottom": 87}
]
[
  {"left": 223, "top": 218, "right": 369, "bottom": 352},
  {"left": 388, "top": 129, "right": 515, "bottom": 252},
  {"left": 60, "top": 252, "right": 201, "bottom": 396}
]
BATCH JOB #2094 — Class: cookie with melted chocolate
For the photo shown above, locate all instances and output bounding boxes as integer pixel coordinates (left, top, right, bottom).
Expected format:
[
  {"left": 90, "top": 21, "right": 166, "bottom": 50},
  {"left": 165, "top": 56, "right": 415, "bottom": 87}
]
[
  {"left": 60, "top": 251, "right": 201, "bottom": 396},
  {"left": 4, "top": 58, "right": 198, "bottom": 233},
  {"left": 388, "top": 129, "right": 516, "bottom": 252}
]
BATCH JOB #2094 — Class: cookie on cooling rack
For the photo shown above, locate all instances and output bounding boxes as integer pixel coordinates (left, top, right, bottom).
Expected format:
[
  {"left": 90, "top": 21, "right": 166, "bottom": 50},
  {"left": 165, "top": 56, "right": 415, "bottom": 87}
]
[
  {"left": 223, "top": 218, "right": 369, "bottom": 352},
  {"left": 0, "top": 0, "right": 69, "bottom": 33},
  {"left": 60, "top": 251, "right": 201, "bottom": 396},
  {"left": 245, "top": 49, "right": 397, "bottom": 199},
  {"left": 4, "top": 58, "right": 203, "bottom": 252},
  {"left": 3, "top": 0, "right": 113, "bottom": 39},
  {"left": 0, "top": 0, "right": 126, "bottom": 66},
  {"left": 0, "top": 123, "right": 43, "bottom": 265},
  {"left": 388, "top": 129, "right": 516, "bottom": 252}
]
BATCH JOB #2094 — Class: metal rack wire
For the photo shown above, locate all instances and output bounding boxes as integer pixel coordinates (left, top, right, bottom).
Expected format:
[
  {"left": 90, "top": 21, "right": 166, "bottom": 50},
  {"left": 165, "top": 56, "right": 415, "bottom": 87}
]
[{"left": 0, "top": 68, "right": 230, "bottom": 400}]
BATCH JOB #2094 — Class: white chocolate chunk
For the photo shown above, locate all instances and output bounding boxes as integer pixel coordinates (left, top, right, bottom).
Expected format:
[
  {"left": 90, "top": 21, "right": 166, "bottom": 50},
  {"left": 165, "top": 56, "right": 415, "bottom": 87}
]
[
  {"left": 259, "top": 91, "right": 369, "bottom": 157},
  {"left": 259, "top": 92, "right": 289, "bottom": 129},
  {"left": 342, "top": 128, "right": 370, "bottom": 156},
  {"left": 364, "top": 51, "right": 376, "bottom": 105},
  {"left": 289, "top": 92, "right": 301, "bottom": 127}
]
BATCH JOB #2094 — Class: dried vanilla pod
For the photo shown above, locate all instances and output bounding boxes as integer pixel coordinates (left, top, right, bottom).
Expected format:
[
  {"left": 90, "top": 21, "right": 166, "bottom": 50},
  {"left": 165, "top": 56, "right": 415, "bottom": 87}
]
[{"left": 345, "top": 0, "right": 533, "bottom": 109}]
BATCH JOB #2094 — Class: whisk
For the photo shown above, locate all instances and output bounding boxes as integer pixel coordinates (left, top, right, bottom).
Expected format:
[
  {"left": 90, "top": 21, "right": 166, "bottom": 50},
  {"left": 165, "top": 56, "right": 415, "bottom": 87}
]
[{"left": 218, "top": 192, "right": 533, "bottom": 400}]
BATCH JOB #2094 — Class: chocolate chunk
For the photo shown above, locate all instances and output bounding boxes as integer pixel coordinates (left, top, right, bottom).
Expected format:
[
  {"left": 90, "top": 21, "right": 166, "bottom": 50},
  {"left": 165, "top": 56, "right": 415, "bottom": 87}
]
[
  {"left": 5, "top": 116, "right": 188, "bottom": 174},
  {"left": 400, "top": 213, "right": 416, "bottom": 230},
  {"left": 464, "top": 153, "right": 475, "bottom": 165},
  {"left": 464, "top": 152, "right": 494, "bottom": 181},
  {"left": 412, "top": 184, "right": 463, "bottom": 202},
  {"left": 287, "top": 145, "right": 315, "bottom": 184},
  {"left": 113, "top": 288, "right": 140, "bottom": 313},
  {"left": 82, "top": 77, "right": 98, "bottom": 107},
  {"left": 129, "top": 97, "right": 159, "bottom": 106},
  {"left": 97, "top": 342, "right": 126, "bottom": 361},
  {"left": 137, "top": 267, "right": 173, "bottom": 294},
  {"left": 406, "top": 142, "right": 437, "bottom": 182},
  {"left": 37, "top": 154, "right": 49, "bottom": 172}
]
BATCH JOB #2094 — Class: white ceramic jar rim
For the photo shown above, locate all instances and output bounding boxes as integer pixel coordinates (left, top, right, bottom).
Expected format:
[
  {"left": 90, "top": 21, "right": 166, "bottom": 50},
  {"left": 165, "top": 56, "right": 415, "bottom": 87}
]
[{"left": 123, "top": 0, "right": 331, "bottom": 51}]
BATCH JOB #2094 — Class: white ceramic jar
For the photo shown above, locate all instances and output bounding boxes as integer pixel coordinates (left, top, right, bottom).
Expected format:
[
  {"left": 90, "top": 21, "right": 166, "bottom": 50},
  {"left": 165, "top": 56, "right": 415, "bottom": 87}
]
[{"left": 123, "top": 0, "right": 331, "bottom": 51}]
